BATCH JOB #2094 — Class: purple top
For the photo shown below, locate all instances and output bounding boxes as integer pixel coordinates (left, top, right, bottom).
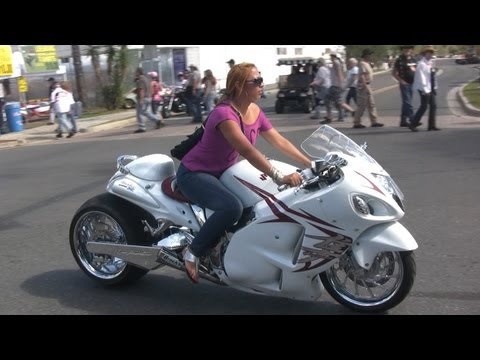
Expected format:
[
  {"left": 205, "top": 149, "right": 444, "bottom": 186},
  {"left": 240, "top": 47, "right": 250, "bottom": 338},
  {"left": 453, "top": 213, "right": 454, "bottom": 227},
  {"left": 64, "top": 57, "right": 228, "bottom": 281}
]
[{"left": 181, "top": 102, "right": 273, "bottom": 177}]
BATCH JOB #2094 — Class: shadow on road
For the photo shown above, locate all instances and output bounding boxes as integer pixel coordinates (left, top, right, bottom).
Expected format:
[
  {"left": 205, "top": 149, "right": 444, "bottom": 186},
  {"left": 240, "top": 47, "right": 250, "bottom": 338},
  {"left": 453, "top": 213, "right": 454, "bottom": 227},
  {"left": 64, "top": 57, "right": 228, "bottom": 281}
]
[{"left": 21, "top": 269, "right": 357, "bottom": 315}]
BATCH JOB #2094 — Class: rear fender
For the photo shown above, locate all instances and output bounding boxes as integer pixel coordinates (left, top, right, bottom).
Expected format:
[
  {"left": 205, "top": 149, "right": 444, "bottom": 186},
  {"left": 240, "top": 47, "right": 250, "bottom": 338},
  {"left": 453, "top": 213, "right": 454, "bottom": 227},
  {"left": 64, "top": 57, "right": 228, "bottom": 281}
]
[{"left": 352, "top": 222, "right": 418, "bottom": 270}]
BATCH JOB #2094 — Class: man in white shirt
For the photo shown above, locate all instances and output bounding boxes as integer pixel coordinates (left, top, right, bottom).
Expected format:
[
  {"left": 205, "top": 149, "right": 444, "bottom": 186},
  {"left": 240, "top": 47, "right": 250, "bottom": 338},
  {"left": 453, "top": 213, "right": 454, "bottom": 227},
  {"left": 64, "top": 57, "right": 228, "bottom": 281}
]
[{"left": 409, "top": 45, "right": 439, "bottom": 132}]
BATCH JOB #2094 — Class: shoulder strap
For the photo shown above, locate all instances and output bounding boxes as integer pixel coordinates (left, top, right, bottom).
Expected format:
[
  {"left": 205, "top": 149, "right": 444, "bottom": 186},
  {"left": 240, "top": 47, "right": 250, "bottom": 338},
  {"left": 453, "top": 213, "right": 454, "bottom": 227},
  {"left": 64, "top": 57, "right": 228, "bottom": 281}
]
[{"left": 227, "top": 105, "right": 245, "bottom": 134}]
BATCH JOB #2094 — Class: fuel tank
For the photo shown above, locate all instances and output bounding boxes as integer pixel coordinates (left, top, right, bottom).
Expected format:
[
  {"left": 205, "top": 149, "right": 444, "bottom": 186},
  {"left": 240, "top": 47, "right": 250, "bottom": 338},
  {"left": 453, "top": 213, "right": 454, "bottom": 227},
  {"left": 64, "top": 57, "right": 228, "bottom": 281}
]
[{"left": 220, "top": 159, "right": 298, "bottom": 207}]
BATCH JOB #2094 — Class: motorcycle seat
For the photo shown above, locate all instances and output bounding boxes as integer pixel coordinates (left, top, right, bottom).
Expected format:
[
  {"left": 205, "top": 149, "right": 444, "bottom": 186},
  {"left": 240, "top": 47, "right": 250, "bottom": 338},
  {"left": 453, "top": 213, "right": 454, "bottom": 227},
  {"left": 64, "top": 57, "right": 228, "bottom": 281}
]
[{"left": 161, "top": 176, "right": 193, "bottom": 204}]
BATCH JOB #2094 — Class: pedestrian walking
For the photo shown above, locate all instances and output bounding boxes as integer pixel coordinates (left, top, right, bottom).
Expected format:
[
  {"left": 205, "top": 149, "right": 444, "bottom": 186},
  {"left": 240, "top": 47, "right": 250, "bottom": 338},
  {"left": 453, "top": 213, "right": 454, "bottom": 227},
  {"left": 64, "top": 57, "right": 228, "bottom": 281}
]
[
  {"left": 353, "top": 49, "right": 384, "bottom": 129},
  {"left": 133, "top": 67, "right": 165, "bottom": 133},
  {"left": 409, "top": 45, "right": 439, "bottom": 132}
]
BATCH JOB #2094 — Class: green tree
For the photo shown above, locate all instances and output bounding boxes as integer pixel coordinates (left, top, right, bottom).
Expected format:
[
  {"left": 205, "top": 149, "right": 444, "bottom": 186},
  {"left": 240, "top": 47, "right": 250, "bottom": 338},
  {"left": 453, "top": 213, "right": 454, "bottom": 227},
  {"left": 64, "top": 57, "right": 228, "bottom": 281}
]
[{"left": 85, "top": 45, "right": 129, "bottom": 109}]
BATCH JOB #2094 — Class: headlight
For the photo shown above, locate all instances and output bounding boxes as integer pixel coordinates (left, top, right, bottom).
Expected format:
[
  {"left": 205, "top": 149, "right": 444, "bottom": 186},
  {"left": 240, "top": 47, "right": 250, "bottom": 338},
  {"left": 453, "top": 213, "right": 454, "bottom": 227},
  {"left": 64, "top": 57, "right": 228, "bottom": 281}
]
[
  {"left": 277, "top": 93, "right": 285, "bottom": 98},
  {"left": 351, "top": 194, "right": 397, "bottom": 217},
  {"left": 352, "top": 195, "right": 370, "bottom": 215},
  {"left": 372, "top": 174, "right": 405, "bottom": 211},
  {"left": 372, "top": 174, "right": 404, "bottom": 200}
]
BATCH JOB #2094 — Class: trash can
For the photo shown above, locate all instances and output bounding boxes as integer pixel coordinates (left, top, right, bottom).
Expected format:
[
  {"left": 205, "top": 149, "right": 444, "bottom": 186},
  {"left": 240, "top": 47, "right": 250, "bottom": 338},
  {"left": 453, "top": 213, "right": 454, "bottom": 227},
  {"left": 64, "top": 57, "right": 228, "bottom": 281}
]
[{"left": 5, "top": 102, "right": 23, "bottom": 132}]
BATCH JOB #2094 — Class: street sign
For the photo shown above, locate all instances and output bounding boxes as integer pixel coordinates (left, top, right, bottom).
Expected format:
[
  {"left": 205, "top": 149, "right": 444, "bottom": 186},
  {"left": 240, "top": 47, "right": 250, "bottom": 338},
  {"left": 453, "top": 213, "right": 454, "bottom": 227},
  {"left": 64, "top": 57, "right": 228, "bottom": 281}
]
[
  {"left": 18, "top": 76, "right": 28, "bottom": 92},
  {"left": 0, "top": 45, "right": 14, "bottom": 76}
]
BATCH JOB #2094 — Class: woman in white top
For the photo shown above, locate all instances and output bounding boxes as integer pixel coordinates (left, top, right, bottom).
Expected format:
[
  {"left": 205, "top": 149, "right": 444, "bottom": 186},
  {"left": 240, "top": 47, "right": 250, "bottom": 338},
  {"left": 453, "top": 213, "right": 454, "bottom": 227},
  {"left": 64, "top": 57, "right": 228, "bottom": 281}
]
[{"left": 409, "top": 45, "right": 439, "bottom": 132}]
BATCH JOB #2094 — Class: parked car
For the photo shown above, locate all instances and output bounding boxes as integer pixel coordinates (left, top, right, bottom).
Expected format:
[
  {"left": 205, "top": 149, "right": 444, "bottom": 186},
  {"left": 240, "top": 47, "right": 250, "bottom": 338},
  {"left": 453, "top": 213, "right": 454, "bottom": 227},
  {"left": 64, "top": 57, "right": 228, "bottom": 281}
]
[
  {"left": 123, "top": 88, "right": 137, "bottom": 109},
  {"left": 455, "top": 54, "right": 480, "bottom": 65}
]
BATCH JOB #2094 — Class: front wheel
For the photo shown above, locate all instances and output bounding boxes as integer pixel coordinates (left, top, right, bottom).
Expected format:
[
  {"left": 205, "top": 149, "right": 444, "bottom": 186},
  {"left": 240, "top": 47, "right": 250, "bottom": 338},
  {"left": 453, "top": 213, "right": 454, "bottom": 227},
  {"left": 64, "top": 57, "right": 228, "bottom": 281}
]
[
  {"left": 69, "top": 193, "right": 155, "bottom": 286},
  {"left": 320, "top": 251, "right": 416, "bottom": 313}
]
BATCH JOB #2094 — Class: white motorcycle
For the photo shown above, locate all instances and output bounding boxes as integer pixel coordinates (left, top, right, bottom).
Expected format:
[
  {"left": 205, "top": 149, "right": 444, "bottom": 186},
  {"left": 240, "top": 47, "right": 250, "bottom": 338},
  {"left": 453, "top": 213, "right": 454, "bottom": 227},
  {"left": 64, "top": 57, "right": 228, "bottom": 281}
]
[{"left": 69, "top": 125, "right": 417, "bottom": 313}]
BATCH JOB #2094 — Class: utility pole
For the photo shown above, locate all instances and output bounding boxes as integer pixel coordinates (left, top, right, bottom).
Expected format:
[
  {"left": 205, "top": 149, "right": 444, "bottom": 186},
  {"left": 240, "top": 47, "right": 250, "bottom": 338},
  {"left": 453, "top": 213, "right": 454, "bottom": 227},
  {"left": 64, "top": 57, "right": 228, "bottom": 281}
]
[{"left": 71, "top": 45, "right": 86, "bottom": 107}]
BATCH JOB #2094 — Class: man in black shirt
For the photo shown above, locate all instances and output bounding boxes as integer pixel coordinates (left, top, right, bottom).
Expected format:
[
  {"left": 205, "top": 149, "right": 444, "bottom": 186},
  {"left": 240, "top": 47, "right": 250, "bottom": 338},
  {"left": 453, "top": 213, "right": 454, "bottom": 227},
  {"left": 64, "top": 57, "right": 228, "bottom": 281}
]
[{"left": 392, "top": 45, "right": 417, "bottom": 127}]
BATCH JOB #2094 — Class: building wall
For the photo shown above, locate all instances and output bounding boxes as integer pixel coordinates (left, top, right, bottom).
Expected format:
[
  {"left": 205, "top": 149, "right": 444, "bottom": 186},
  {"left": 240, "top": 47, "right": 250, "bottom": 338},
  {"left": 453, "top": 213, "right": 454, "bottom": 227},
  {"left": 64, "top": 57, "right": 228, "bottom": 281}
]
[{"left": 148, "top": 45, "right": 343, "bottom": 89}]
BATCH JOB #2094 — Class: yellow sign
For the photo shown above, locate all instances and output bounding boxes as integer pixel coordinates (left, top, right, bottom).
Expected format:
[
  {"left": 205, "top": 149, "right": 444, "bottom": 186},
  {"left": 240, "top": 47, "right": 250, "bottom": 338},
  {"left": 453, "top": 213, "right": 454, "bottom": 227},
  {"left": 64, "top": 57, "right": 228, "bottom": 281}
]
[
  {"left": 22, "top": 45, "right": 59, "bottom": 73},
  {"left": 0, "top": 45, "right": 14, "bottom": 76},
  {"left": 18, "top": 76, "right": 28, "bottom": 92}
]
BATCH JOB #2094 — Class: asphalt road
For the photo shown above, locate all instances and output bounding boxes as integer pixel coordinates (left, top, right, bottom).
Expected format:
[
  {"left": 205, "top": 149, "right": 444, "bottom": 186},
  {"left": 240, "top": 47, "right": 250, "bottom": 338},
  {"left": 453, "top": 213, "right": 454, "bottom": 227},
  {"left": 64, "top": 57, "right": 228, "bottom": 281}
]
[{"left": 1, "top": 60, "right": 479, "bottom": 315}]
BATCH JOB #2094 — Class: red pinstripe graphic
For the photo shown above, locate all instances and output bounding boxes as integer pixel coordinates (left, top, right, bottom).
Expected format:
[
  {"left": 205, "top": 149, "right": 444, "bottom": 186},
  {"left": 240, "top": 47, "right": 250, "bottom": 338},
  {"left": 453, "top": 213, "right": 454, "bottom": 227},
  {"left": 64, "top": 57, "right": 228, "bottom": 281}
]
[
  {"left": 234, "top": 176, "right": 342, "bottom": 231},
  {"left": 354, "top": 171, "right": 384, "bottom": 195},
  {"left": 234, "top": 175, "right": 352, "bottom": 272}
]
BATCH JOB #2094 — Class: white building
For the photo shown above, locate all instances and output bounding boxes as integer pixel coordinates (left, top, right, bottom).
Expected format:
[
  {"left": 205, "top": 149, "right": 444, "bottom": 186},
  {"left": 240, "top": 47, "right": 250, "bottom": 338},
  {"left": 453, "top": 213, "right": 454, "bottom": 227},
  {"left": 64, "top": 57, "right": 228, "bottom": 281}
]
[{"left": 128, "top": 45, "right": 345, "bottom": 89}]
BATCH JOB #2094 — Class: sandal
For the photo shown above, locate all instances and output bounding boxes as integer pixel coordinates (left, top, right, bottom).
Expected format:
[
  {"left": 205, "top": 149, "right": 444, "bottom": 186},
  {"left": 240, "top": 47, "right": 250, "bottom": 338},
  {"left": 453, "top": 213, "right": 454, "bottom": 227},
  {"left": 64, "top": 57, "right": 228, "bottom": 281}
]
[{"left": 183, "top": 248, "right": 199, "bottom": 284}]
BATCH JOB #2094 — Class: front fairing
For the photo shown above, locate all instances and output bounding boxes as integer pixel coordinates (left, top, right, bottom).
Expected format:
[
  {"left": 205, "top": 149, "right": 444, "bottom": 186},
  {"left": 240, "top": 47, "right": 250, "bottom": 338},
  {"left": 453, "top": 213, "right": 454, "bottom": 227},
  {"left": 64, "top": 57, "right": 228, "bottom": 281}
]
[{"left": 301, "top": 126, "right": 404, "bottom": 202}]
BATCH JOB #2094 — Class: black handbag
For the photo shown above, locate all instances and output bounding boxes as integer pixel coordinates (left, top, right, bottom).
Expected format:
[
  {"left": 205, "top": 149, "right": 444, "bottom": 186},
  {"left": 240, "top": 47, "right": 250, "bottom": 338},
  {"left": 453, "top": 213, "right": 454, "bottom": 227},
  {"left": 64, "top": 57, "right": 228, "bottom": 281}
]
[
  {"left": 170, "top": 105, "right": 244, "bottom": 161},
  {"left": 170, "top": 122, "right": 206, "bottom": 160}
]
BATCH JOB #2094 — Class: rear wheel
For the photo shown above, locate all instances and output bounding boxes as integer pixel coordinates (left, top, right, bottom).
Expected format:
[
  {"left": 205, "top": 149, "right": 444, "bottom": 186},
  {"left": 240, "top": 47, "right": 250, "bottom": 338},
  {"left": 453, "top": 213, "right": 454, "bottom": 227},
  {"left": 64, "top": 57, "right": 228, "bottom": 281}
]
[
  {"left": 69, "top": 193, "right": 156, "bottom": 286},
  {"left": 320, "top": 251, "right": 416, "bottom": 313}
]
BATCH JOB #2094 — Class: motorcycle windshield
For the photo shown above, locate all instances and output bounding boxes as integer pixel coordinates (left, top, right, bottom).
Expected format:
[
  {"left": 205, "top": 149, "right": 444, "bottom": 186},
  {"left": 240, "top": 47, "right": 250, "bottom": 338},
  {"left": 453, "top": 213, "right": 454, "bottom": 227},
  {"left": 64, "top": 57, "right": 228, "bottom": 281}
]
[{"left": 301, "top": 125, "right": 379, "bottom": 167}]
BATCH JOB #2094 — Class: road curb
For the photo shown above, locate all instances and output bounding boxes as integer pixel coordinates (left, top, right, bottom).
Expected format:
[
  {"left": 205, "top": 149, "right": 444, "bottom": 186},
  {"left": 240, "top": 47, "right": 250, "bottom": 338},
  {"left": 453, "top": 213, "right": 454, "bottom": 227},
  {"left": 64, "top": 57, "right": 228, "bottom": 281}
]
[
  {"left": 457, "top": 82, "right": 480, "bottom": 117},
  {"left": 0, "top": 138, "right": 26, "bottom": 149}
]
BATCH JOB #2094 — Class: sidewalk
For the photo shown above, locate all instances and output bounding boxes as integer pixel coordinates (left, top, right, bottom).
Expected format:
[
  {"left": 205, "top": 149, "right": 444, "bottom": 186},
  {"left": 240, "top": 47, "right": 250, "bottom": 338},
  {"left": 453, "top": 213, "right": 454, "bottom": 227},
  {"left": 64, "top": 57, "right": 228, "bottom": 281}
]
[{"left": 0, "top": 110, "right": 136, "bottom": 149}]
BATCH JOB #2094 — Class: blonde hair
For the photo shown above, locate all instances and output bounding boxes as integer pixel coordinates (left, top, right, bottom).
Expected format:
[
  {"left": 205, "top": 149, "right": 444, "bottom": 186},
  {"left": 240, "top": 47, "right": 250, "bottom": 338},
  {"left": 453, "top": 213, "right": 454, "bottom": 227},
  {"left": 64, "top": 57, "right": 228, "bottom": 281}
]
[{"left": 220, "top": 62, "right": 256, "bottom": 102}]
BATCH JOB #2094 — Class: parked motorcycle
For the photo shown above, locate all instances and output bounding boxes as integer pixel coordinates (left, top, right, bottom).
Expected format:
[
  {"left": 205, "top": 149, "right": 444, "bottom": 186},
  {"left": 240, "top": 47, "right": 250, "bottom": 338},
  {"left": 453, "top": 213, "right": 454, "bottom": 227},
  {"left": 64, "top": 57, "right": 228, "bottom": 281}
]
[
  {"left": 69, "top": 125, "right": 417, "bottom": 313},
  {"left": 160, "top": 86, "right": 188, "bottom": 119}
]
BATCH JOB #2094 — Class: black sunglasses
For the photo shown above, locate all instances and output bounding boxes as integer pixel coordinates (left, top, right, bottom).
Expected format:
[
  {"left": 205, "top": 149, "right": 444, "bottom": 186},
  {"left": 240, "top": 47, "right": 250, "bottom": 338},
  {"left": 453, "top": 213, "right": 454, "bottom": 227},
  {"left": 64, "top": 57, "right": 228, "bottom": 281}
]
[{"left": 245, "top": 77, "right": 264, "bottom": 87}]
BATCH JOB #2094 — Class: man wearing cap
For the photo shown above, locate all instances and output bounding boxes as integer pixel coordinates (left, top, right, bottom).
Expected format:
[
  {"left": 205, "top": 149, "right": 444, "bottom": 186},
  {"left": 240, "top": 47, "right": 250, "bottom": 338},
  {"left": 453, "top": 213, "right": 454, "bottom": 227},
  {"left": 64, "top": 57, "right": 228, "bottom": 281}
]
[
  {"left": 393, "top": 45, "right": 417, "bottom": 127},
  {"left": 47, "top": 77, "right": 58, "bottom": 125},
  {"left": 353, "top": 49, "right": 384, "bottom": 128},
  {"left": 409, "top": 45, "right": 439, "bottom": 132},
  {"left": 226, "top": 59, "right": 235, "bottom": 69}
]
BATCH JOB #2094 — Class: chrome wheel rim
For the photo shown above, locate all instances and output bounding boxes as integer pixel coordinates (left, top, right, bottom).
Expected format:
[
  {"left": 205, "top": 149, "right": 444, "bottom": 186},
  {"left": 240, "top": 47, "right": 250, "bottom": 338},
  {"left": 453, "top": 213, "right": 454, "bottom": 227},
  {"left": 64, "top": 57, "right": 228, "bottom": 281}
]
[
  {"left": 325, "top": 251, "right": 404, "bottom": 307},
  {"left": 73, "top": 211, "right": 128, "bottom": 279}
]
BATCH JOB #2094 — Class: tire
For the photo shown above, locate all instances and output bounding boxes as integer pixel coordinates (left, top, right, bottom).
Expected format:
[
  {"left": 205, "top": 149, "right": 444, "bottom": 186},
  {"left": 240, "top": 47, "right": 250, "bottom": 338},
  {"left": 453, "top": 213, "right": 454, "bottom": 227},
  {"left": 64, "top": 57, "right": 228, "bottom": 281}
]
[
  {"left": 320, "top": 251, "right": 416, "bottom": 313},
  {"left": 69, "top": 193, "right": 156, "bottom": 286},
  {"left": 161, "top": 106, "right": 171, "bottom": 119},
  {"left": 275, "top": 100, "right": 285, "bottom": 114},
  {"left": 124, "top": 99, "right": 135, "bottom": 109},
  {"left": 303, "top": 99, "right": 313, "bottom": 113}
]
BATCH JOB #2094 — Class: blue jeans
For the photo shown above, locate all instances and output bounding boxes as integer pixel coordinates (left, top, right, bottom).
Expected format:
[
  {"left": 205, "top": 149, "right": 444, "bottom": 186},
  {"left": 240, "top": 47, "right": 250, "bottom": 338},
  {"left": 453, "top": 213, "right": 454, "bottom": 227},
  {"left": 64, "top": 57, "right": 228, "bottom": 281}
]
[
  {"left": 136, "top": 98, "right": 159, "bottom": 130},
  {"left": 399, "top": 83, "right": 414, "bottom": 123},
  {"left": 176, "top": 163, "right": 243, "bottom": 257},
  {"left": 325, "top": 86, "right": 345, "bottom": 121}
]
